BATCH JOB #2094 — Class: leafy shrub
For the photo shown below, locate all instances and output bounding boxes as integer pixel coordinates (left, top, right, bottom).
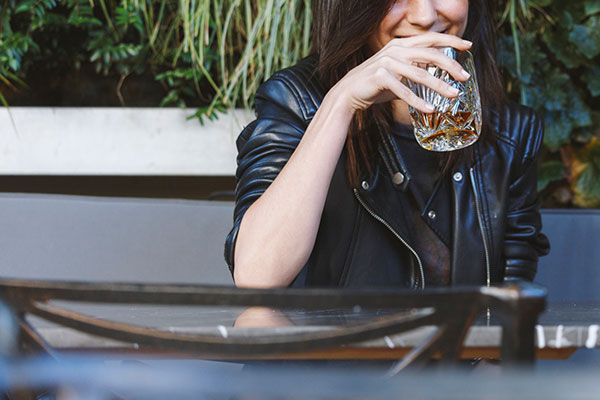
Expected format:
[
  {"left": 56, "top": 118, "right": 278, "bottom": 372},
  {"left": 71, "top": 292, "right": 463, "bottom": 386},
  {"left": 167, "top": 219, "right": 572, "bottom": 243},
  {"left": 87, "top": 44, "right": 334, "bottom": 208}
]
[
  {"left": 1, "top": 0, "right": 311, "bottom": 118},
  {"left": 498, "top": 0, "right": 600, "bottom": 207}
]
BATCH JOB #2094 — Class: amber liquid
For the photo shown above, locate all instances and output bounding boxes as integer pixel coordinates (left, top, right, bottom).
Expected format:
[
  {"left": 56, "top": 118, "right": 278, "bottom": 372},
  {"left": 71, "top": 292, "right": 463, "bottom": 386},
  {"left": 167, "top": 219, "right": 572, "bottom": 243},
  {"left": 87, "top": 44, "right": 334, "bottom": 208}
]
[{"left": 413, "top": 111, "right": 479, "bottom": 152}]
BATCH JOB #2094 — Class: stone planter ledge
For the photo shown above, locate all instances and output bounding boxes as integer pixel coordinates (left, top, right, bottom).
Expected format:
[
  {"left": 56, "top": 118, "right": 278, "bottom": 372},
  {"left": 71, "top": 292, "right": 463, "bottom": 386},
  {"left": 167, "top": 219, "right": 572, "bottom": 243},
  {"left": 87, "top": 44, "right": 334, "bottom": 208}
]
[{"left": 0, "top": 107, "right": 254, "bottom": 176}]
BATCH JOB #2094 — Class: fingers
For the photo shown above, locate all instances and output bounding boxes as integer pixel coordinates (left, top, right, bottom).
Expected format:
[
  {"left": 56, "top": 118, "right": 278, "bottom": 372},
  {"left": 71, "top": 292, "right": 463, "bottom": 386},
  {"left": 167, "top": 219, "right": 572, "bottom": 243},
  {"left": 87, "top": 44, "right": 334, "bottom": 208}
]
[
  {"left": 376, "top": 69, "right": 435, "bottom": 114},
  {"left": 384, "top": 33, "right": 472, "bottom": 81},
  {"left": 405, "top": 47, "right": 471, "bottom": 82},
  {"left": 377, "top": 53, "right": 462, "bottom": 98},
  {"left": 345, "top": 32, "right": 474, "bottom": 112},
  {"left": 402, "top": 63, "right": 460, "bottom": 98}
]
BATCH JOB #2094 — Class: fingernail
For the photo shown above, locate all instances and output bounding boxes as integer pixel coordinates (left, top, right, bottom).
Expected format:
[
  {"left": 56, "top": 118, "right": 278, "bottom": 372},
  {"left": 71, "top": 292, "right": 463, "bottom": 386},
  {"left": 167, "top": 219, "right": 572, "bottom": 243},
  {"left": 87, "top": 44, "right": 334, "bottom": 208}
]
[
  {"left": 462, "top": 40, "right": 472, "bottom": 46},
  {"left": 426, "top": 104, "right": 435, "bottom": 112},
  {"left": 461, "top": 70, "right": 471, "bottom": 79},
  {"left": 449, "top": 87, "right": 460, "bottom": 96}
]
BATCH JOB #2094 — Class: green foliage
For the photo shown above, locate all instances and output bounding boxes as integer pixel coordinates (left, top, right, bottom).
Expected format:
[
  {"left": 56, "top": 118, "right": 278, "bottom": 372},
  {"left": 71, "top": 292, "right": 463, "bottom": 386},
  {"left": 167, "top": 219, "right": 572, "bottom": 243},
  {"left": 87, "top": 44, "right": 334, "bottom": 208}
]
[
  {"left": 538, "top": 160, "right": 565, "bottom": 191},
  {"left": 1, "top": 0, "right": 311, "bottom": 120},
  {"left": 570, "top": 138, "right": 600, "bottom": 207},
  {"left": 0, "top": 4, "right": 38, "bottom": 105},
  {"left": 498, "top": 2, "right": 596, "bottom": 149},
  {"left": 498, "top": 0, "right": 600, "bottom": 207}
]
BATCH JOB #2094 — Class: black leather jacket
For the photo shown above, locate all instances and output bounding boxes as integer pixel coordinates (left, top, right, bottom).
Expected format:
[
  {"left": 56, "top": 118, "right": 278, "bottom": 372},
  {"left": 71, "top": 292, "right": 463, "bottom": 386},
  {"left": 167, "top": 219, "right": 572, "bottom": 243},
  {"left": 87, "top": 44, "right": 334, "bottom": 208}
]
[{"left": 225, "top": 56, "right": 549, "bottom": 288}]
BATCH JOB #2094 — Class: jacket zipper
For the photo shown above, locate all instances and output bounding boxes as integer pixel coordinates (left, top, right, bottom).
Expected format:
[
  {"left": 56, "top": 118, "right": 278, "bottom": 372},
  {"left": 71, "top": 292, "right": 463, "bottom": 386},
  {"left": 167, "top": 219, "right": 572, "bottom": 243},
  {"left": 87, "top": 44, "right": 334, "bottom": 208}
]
[
  {"left": 470, "top": 167, "right": 492, "bottom": 324},
  {"left": 469, "top": 168, "right": 491, "bottom": 288},
  {"left": 353, "top": 188, "right": 425, "bottom": 289}
]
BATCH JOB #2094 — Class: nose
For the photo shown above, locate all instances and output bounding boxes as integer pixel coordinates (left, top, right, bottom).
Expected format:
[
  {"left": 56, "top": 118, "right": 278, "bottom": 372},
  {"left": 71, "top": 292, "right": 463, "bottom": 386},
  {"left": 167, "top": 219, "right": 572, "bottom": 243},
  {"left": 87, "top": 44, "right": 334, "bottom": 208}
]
[{"left": 405, "top": 0, "right": 437, "bottom": 30}]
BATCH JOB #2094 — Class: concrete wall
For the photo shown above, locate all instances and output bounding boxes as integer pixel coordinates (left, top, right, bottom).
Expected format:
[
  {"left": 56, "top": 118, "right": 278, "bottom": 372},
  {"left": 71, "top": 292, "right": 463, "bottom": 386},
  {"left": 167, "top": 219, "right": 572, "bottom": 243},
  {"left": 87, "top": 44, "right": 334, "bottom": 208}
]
[{"left": 0, "top": 107, "right": 253, "bottom": 176}]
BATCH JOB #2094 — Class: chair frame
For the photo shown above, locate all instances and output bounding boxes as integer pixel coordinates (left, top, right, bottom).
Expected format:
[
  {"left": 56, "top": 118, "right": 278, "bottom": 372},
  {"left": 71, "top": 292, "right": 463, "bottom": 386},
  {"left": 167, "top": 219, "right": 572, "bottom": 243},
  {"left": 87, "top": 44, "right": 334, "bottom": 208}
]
[{"left": 0, "top": 279, "right": 546, "bottom": 369}]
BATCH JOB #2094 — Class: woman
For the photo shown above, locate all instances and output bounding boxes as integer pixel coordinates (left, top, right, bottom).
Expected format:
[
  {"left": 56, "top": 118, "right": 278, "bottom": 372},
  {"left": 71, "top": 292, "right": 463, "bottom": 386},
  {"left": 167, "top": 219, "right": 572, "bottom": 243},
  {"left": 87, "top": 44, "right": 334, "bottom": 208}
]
[{"left": 225, "top": 0, "right": 549, "bottom": 289}]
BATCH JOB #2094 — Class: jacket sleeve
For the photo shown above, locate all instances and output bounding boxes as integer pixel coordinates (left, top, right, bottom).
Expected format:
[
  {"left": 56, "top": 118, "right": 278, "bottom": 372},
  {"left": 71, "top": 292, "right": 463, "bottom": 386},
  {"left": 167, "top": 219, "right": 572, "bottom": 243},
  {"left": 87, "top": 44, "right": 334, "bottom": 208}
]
[
  {"left": 502, "top": 110, "right": 550, "bottom": 282},
  {"left": 224, "top": 75, "right": 311, "bottom": 274}
]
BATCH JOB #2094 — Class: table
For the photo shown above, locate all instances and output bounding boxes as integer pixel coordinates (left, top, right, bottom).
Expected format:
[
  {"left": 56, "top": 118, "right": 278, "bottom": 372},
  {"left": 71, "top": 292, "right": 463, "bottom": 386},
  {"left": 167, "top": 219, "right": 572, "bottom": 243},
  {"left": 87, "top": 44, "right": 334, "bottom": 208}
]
[{"left": 27, "top": 301, "right": 600, "bottom": 360}]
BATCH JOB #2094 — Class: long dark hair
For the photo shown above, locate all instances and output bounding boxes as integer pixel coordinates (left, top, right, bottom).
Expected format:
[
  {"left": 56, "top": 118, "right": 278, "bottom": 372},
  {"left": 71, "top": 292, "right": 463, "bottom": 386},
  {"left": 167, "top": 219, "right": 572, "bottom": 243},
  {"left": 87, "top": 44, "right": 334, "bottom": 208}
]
[{"left": 311, "top": 0, "right": 505, "bottom": 187}]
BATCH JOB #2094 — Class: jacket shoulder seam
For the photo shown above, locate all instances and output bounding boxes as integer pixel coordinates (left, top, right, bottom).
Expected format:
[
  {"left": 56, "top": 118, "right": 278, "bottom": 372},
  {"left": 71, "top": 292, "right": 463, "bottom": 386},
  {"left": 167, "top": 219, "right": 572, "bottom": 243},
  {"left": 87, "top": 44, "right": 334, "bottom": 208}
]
[
  {"left": 494, "top": 132, "right": 517, "bottom": 148},
  {"left": 267, "top": 74, "right": 311, "bottom": 122}
]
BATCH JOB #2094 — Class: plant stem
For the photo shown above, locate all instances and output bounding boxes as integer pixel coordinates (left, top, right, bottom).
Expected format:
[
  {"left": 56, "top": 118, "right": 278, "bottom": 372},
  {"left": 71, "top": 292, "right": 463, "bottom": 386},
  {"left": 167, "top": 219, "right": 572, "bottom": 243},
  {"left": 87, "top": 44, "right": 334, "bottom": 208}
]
[{"left": 510, "top": 0, "right": 527, "bottom": 105}]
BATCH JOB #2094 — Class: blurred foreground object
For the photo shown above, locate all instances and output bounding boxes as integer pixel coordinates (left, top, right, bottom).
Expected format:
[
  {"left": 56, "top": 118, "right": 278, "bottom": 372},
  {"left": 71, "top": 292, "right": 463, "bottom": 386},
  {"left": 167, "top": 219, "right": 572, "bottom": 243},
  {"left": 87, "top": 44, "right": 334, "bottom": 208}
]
[
  {"left": 2, "top": 356, "right": 600, "bottom": 400},
  {"left": 0, "top": 279, "right": 547, "bottom": 367}
]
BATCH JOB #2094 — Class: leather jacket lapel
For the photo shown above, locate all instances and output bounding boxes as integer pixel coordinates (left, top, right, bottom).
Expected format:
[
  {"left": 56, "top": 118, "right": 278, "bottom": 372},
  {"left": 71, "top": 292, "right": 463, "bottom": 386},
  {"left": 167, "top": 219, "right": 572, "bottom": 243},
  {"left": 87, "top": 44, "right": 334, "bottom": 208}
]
[{"left": 452, "top": 156, "right": 488, "bottom": 285}]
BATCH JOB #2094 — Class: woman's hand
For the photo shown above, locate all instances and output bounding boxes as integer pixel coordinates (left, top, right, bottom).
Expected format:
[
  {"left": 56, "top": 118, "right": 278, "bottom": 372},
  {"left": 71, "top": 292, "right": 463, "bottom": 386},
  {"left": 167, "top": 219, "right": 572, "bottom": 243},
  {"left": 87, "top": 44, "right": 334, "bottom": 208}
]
[{"left": 334, "top": 32, "right": 473, "bottom": 114}]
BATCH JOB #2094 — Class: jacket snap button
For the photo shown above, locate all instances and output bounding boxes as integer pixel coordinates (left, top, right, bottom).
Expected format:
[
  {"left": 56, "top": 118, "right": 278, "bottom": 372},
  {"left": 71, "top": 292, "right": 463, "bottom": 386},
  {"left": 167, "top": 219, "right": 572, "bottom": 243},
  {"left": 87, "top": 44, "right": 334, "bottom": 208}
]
[
  {"left": 428, "top": 210, "right": 437, "bottom": 220},
  {"left": 453, "top": 172, "right": 463, "bottom": 182},
  {"left": 392, "top": 172, "right": 405, "bottom": 185},
  {"left": 361, "top": 181, "right": 369, "bottom": 190}
]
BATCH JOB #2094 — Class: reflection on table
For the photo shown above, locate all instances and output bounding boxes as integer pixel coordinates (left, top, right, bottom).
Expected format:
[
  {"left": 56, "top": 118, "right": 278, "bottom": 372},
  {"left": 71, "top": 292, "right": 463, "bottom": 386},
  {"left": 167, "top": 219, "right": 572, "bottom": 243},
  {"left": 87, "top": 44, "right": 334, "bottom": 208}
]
[{"left": 28, "top": 302, "right": 599, "bottom": 360}]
